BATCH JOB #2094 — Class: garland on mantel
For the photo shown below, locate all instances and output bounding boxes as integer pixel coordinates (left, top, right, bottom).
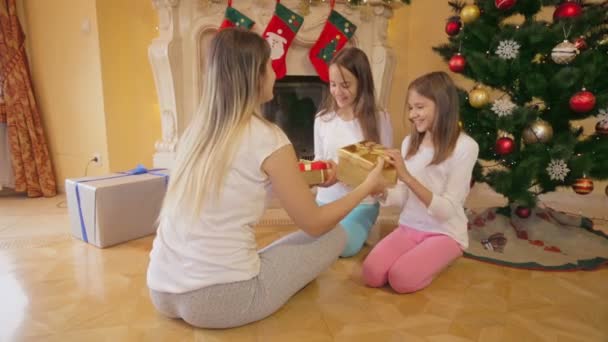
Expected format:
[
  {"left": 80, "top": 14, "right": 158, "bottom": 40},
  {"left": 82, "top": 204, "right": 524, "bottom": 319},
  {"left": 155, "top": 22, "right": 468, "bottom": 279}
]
[
  {"left": 314, "top": 0, "right": 412, "bottom": 6},
  {"left": 346, "top": 0, "right": 411, "bottom": 5}
]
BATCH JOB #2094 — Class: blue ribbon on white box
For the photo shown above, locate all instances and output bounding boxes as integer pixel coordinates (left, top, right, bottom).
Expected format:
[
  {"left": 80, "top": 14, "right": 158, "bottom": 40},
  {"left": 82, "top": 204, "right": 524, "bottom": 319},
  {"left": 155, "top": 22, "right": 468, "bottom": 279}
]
[{"left": 74, "top": 164, "right": 169, "bottom": 243}]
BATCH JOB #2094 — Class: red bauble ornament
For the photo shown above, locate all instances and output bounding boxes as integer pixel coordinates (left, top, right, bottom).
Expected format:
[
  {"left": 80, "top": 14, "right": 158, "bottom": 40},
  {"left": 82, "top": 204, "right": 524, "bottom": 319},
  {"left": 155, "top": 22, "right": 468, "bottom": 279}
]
[
  {"left": 553, "top": 2, "right": 582, "bottom": 20},
  {"left": 574, "top": 36, "right": 587, "bottom": 51},
  {"left": 569, "top": 90, "right": 596, "bottom": 113},
  {"left": 572, "top": 177, "right": 594, "bottom": 195},
  {"left": 448, "top": 54, "right": 466, "bottom": 73},
  {"left": 495, "top": 0, "right": 516, "bottom": 10},
  {"left": 445, "top": 20, "right": 462, "bottom": 36},
  {"left": 515, "top": 206, "right": 531, "bottom": 219},
  {"left": 495, "top": 137, "right": 515, "bottom": 155}
]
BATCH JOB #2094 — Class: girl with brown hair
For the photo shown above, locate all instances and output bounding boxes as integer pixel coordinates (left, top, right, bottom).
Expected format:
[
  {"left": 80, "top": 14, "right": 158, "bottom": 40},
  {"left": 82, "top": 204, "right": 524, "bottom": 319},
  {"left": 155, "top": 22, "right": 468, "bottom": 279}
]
[
  {"left": 314, "top": 47, "right": 394, "bottom": 257},
  {"left": 362, "top": 71, "right": 479, "bottom": 293}
]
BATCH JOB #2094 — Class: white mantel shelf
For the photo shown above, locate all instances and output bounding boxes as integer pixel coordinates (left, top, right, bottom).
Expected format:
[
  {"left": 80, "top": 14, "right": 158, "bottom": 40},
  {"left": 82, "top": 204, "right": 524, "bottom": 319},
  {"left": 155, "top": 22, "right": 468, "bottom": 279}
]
[{"left": 149, "top": 0, "right": 399, "bottom": 168}]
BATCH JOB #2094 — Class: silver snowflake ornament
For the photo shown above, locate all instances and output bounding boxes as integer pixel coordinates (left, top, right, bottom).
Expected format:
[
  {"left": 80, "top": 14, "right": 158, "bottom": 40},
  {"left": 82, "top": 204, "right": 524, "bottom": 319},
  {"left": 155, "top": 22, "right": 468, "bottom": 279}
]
[
  {"left": 546, "top": 159, "right": 570, "bottom": 182},
  {"left": 491, "top": 98, "right": 516, "bottom": 117},
  {"left": 496, "top": 39, "right": 520, "bottom": 60}
]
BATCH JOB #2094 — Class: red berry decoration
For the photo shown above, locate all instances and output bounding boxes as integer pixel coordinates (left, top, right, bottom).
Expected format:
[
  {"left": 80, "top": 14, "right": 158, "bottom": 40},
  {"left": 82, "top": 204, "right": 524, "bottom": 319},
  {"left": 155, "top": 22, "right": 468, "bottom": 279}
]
[
  {"left": 495, "top": 137, "right": 515, "bottom": 155},
  {"left": 574, "top": 36, "right": 587, "bottom": 51},
  {"left": 495, "top": 0, "right": 517, "bottom": 10},
  {"left": 448, "top": 53, "right": 466, "bottom": 73},
  {"left": 553, "top": 1, "right": 582, "bottom": 20},
  {"left": 516, "top": 230, "right": 529, "bottom": 240},
  {"left": 544, "top": 246, "right": 562, "bottom": 253},
  {"left": 572, "top": 177, "right": 594, "bottom": 195},
  {"left": 569, "top": 89, "right": 596, "bottom": 113},
  {"left": 515, "top": 206, "right": 531, "bottom": 218},
  {"left": 596, "top": 121, "right": 608, "bottom": 135},
  {"left": 445, "top": 19, "right": 462, "bottom": 36}
]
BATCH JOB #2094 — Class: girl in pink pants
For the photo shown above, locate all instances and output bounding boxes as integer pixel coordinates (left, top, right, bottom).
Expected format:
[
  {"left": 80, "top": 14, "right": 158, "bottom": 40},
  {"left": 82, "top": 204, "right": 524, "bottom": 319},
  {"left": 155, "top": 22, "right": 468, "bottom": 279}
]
[{"left": 363, "top": 72, "right": 479, "bottom": 293}]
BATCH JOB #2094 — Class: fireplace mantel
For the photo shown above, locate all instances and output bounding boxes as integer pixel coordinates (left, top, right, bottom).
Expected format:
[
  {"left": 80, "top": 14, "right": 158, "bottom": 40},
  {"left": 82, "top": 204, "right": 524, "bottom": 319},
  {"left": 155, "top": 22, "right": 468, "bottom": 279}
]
[{"left": 149, "top": 0, "right": 400, "bottom": 168}]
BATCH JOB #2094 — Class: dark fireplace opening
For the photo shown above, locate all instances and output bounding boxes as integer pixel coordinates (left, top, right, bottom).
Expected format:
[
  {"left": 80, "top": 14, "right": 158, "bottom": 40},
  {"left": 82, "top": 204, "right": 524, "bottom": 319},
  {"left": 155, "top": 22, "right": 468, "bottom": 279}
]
[{"left": 262, "top": 76, "right": 327, "bottom": 160}]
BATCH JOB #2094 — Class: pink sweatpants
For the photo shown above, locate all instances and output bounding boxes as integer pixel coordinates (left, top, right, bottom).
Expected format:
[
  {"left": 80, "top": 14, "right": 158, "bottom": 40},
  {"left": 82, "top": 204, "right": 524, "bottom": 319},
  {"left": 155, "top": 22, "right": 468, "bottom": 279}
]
[{"left": 362, "top": 225, "right": 462, "bottom": 293}]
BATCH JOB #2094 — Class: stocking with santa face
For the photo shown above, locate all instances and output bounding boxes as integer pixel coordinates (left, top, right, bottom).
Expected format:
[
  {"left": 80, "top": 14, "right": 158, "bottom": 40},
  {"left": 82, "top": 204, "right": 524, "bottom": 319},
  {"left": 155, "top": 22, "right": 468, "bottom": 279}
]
[{"left": 262, "top": 0, "right": 304, "bottom": 79}]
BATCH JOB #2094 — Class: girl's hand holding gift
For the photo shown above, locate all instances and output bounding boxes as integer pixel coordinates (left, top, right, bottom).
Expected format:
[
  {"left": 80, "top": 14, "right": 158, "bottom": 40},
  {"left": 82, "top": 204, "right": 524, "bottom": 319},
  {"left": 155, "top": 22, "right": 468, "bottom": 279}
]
[{"left": 385, "top": 149, "right": 413, "bottom": 184}]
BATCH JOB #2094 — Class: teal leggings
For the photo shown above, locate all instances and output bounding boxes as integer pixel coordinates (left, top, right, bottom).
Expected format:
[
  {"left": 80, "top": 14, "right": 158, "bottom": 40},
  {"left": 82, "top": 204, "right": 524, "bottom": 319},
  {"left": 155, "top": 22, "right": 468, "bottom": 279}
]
[{"left": 319, "top": 201, "right": 380, "bottom": 257}]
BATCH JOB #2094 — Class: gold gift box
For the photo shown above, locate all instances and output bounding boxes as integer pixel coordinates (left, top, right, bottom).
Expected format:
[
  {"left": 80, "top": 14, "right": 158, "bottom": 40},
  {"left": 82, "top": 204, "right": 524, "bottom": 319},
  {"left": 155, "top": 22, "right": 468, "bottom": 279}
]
[{"left": 336, "top": 140, "right": 397, "bottom": 188}]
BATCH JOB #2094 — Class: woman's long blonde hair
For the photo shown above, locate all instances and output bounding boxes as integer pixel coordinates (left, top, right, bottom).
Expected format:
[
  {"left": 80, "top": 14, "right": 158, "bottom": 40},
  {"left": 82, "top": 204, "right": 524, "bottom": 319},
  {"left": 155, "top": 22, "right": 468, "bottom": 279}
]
[
  {"left": 160, "top": 29, "right": 271, "bottom": 223},
  {"left": 405, "top": 71, "right": 461, "bottom": 164}
]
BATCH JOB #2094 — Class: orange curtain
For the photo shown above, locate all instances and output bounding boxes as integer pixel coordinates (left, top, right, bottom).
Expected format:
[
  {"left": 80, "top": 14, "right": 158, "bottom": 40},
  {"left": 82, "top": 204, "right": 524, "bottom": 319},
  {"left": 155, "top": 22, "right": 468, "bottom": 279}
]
[{"left": 0, "top": 0, "right": 56, "bottom": 197}]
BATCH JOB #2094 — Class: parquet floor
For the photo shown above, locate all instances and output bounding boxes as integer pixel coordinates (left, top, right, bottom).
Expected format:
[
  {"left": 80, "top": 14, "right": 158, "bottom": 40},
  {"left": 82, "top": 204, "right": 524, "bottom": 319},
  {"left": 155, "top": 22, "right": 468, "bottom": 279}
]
[{"left": 1, "top": 188, "right": 607, "bottom": 341}]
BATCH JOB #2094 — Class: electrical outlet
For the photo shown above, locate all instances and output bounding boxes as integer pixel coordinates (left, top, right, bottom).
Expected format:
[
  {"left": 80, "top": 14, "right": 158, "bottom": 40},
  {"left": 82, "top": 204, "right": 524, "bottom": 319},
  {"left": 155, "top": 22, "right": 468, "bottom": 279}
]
[{"left": 91, "top": 153, "right": 102, "bottom": 167}]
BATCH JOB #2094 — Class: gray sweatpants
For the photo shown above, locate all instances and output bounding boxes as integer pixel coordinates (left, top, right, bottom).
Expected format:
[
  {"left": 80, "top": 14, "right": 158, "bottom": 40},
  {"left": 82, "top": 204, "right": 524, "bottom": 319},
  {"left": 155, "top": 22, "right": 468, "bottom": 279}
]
[{"left": 149, "top": 227, "right": 347, "bottom": 329}]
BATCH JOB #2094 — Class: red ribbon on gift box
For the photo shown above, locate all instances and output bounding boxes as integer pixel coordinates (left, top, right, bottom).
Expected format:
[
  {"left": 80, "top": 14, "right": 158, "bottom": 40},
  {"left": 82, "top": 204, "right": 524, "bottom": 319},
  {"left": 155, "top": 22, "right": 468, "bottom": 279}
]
[{"left": 298, "top": 161, "right": 328, "bottom": 171}]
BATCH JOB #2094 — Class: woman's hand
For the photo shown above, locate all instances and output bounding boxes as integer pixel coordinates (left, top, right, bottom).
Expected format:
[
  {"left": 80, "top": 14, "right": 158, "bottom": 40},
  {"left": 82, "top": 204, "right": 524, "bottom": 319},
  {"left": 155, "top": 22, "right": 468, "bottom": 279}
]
[
  {"left": 318, "top": 160, "right": 338, "bottom": 187},
  {"left": 362, "top": 158, "right": 388, "bottom": 195},
  {"left": 385, "top": 149, "right": 412, "bottom": 184}
]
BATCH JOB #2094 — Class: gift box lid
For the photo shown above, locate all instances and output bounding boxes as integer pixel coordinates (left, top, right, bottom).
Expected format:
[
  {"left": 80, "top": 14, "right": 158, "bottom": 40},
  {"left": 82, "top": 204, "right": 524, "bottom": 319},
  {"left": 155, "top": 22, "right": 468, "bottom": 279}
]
[
  {"left": 298, "top": 160, "right": 328, "bottom": 171},
  {"left": 65, "top": 167, "right": 169, "bottom": 189},
  {"left": 338, "top": 140, "right": 394, "bottom": 170}
]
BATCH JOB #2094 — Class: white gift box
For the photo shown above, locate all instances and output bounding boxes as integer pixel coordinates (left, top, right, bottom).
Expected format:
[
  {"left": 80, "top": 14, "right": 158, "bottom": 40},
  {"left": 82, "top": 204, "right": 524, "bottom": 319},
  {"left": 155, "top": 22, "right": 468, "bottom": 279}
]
[{"left": 65, "top": 166, "right": 169, "bottom": 248}]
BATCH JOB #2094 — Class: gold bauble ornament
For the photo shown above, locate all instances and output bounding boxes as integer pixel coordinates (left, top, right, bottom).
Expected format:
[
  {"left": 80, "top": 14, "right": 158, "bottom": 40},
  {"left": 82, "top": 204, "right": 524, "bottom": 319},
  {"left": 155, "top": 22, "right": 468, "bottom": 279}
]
[
  {"left": 522, "top": 119, "right": 553, "bottom": 144},
  {"left": 469, "top": 88, "right": 490, "bottom": 108},
  {"left": 461, "top": 4, "right": 481, "bottom": 24},
  {"left": 551, "top": 40, "right": 579, "bottom": 65}
]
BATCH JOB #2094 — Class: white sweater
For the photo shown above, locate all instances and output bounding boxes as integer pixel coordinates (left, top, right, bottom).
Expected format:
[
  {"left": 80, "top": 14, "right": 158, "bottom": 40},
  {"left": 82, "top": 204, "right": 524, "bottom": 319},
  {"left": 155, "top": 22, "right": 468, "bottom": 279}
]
[
  {"left": 314, "top": 111, "right": 393, "bottom": 204},
  {"left": 383, "top": 134, "right": 479, "bottom": 248}
]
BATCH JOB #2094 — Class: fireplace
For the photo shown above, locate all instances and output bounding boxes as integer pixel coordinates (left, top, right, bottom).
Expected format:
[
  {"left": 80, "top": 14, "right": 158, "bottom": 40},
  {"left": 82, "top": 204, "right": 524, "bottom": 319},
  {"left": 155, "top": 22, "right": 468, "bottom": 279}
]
[
  {"left": 262, "top": 76, "right": 326, "bottom": 160},
  {"left": 149, "top": 0, "right": 401, "bottom": 168}
]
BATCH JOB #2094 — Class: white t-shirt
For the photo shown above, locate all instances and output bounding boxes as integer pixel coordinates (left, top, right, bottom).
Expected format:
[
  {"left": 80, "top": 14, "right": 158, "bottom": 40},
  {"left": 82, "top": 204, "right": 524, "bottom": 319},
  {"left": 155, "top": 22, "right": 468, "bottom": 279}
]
[
  {"left": 147, "top": 116, "right": 291, "bottom": 293},
  {"left": 314, "top": 111, "right": 393, "bottom": 204},
  {"left": 382, "top": 134, "right": 479, "bottom": 248}
]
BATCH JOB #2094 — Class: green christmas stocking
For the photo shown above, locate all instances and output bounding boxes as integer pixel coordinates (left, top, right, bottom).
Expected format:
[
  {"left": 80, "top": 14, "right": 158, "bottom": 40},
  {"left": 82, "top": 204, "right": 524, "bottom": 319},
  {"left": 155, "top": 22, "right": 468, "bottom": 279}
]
[
  {"left": 219, "top": 0, "right": 255, "bottom": 31},
  {"left": 308, "top": 0, "right": 356, "bottom": 82}
]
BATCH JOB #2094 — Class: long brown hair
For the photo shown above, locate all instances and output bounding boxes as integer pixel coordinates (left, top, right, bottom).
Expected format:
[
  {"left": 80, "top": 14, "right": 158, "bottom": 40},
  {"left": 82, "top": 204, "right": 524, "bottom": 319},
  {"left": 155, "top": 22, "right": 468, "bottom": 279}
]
[
  {"left": 318, "top": 47, "right": 380, "bottom": 142},
  {"left": 405, "top": 71, "right": 461, "bottom": 165}
]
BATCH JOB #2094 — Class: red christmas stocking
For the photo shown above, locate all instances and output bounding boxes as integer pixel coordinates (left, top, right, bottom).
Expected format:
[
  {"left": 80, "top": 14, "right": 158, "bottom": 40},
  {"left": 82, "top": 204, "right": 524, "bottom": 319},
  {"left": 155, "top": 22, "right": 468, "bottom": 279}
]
[
  {"left": 219, "top": 0, "right": 255, "bottom": 31},
  {"left": 308, "top": 0, "right": 357, "bottom": 82},
  {"left": 262, "top": 0, "right": 304, "bottom": 79}
]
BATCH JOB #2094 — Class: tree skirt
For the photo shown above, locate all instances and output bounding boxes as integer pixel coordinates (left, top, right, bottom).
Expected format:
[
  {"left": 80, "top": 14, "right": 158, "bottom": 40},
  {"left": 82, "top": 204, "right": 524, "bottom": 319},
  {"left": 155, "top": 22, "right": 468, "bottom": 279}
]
[{"left": 465, "top": 207, "right": 608, "bottom": 271}]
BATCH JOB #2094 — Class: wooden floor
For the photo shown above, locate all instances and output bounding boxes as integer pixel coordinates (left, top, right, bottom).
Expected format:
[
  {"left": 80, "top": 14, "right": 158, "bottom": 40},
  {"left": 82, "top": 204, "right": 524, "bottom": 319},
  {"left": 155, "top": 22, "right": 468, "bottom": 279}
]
[{"left": 1, "top": 190, "right": 607, "bottom": 341}]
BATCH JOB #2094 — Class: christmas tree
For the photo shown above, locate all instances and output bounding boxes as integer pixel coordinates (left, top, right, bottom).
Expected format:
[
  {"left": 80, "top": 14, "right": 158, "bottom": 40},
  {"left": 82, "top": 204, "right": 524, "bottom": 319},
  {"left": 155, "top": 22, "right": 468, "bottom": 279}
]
[
  {"left": 317, "top": 38, "right": 339, "bottom": 63},
  {"left": 434, "top": 0, "right": 608, "bottom": 215}
]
